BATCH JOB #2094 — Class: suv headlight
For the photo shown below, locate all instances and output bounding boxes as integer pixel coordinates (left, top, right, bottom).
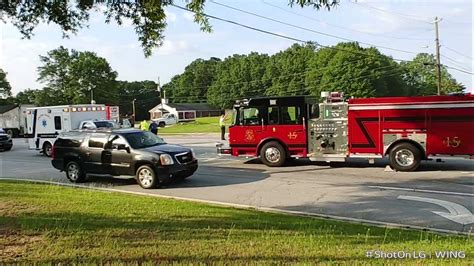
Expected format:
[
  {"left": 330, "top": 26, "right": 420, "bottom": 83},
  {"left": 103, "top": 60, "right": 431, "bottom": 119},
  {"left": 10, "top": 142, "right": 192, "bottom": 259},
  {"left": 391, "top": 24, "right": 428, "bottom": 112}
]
[{"left": 160, "top": 154, "right": 174, "bottom": 165}]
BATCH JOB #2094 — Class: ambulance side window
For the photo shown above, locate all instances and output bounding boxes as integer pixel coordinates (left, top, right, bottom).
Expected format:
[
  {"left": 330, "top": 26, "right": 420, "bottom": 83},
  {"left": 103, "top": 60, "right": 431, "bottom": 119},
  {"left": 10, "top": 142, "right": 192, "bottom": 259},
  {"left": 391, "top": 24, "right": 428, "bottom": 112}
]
[{"left": 54, "top": 116, "right": 62, "bottom": 130}]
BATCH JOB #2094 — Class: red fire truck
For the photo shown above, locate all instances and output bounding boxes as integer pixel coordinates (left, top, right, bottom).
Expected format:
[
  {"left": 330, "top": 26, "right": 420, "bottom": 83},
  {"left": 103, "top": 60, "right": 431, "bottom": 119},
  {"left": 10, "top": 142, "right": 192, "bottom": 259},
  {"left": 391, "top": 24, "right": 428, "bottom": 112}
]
[{"left": 217, "top": 92, "right": 474, "bottom": 171}]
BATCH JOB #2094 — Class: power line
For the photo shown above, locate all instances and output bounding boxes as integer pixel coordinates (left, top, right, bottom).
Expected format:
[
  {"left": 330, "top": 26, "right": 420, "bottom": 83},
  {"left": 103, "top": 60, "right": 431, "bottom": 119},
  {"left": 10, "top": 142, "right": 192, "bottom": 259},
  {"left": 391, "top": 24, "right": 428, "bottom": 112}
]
[
  {"left": 70, "top": 60, "right": 404, "bottom": 102},
  {"left": 267, "top": 68, "right": 406, "bottom": 96},
  {"left": 349, "top": 1, "right": 432, "bottom": 24},
  {"left": 209, "top": 0, "right": 419, "bottom": 54},
  {"left": 443, "top": 18, "right": 473, "bottom": 25},
  {"left": 152, "top": 60, "right": 400, "bottom": 92},
  {"left": 443, "top": 65, "right": 473, "bottom": 75},
  {"left": 443, "top": 46, "right": 474, "bottom": 61},
  {"left": 171, "top": 3, "right": 412, "bottom": 63},
  {"left": 440, "top": 55, "right": 471, "bottom": 72},
  {"left": 167, "top": 65, "right": 405, "bottom": 98},
  {"left": 171, "top": 4, "right": 307, "bottom": 43},
  {"left": 261, "top": 0, "right": 431, "bottom": 42}
]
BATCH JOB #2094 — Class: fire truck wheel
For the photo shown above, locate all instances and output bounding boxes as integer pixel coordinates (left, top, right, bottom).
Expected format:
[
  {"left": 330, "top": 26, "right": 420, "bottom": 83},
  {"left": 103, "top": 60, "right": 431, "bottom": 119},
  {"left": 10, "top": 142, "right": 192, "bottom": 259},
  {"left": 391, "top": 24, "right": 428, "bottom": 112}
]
[
  {"left": 260, "top": 141, "right": 286, "bottom": 167},
  {"left": 389, "top": 142, "right": 421, "bottom": 172}
]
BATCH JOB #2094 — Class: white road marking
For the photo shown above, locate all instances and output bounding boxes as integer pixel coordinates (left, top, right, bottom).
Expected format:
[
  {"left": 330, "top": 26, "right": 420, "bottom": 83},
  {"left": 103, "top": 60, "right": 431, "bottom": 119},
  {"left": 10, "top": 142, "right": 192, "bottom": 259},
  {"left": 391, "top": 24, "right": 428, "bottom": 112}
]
[
  {"left": 369, "top": 185, "right": 474, "bottom": 197},
  {"left": 398, "top": 195, "right": 474, "bottom": 225},
  {"left": 197, "top": 157, "right": 235, "bottom": 162},
  {"left": 0, "top": 178, "right": 470, "bottom": 235}
]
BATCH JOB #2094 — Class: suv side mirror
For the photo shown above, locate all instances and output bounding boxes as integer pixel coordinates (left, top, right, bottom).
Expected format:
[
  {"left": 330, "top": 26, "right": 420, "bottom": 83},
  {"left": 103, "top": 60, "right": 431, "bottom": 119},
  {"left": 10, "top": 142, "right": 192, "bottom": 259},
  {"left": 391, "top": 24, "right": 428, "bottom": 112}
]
[{"left": 117, "top": 144, "right": 130, "bottom": 152}]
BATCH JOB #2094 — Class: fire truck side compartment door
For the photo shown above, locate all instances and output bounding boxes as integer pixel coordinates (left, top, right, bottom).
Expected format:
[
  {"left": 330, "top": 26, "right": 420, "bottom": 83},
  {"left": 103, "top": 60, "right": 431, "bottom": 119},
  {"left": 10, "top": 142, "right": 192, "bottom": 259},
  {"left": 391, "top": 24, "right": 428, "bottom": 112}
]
[{"left": 308, "top": 102, "right": 348, "bottom": 160}]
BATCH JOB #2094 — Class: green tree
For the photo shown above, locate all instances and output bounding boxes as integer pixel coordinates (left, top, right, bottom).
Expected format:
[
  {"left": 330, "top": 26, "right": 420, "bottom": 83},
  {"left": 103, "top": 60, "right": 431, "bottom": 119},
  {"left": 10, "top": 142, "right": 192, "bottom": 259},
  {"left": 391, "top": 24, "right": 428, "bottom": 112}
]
[
  {"left": 1, "top": 1, "right": 337, "bottom": 57},
  {"left": 165, "top": 57, "right": 221, "bottom": 103},
  {"left": 306, "top": 42, "right": 406, "bottom": 98},
  {"left": 69, "top": 51, "right": 119, "bottom": 104},
  {"left": 207, "top": 52, "right": 269, "bottom": 109},
  {"left": 0, "top": 68, "right": 12, "bottom": 99},
  {"left": 35, "top": 87, "right": 66, "bottom": 106},
  {"left": 264, "top": 43, "right": 316, "bottom": 96},
  {"left": 14, "top": 89, "right": 37, "bottom": 104},
  {"left": 117, "top": 80, "right": 159, "bottom": 121},
  {"left": 37, "top": 46, "right": 118, "bottom": 105},
  {"left": 400, "top": 53, "right": 464, "bottom": 95}
]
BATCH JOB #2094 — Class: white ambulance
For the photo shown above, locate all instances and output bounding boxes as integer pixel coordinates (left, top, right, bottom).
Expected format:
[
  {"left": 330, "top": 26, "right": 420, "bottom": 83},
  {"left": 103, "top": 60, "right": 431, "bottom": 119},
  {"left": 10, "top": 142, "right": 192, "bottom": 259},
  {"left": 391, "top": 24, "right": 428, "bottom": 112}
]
[{"left": 26, "top": 105, "right": 108, "bottom": 156}]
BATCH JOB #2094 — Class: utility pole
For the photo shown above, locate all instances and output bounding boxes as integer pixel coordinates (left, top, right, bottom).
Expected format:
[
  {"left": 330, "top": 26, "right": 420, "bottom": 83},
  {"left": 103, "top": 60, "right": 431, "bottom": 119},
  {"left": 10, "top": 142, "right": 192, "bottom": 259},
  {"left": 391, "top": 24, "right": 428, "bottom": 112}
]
[
  {"left": 132, "top": 98, "right": 136, "bottom": 124},
  {"left": 90, "top": 88, "right": 95, "bottom": 104},
  {"left": 434, "top": 17, "right": 442, "bottom": 95},
  {"left": 157, "top": 76, "right": 163, "bottom": 102},
  {"left": 156, "top": 76, "right": 165, "bottom": 118}
]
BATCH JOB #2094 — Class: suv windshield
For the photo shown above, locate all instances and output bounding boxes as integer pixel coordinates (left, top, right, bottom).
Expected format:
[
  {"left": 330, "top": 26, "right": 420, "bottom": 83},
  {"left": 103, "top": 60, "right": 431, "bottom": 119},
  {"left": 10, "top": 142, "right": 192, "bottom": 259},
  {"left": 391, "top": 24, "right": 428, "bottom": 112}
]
[{"left": 122, "top": 131, "right": 166, "bottom": 149}]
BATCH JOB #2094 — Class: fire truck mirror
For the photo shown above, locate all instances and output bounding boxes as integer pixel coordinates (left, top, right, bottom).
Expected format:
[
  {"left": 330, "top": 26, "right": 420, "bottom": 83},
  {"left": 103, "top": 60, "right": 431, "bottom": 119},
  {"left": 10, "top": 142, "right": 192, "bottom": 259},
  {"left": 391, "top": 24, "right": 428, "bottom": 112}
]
[{"left": 310, "top": 104, "right": 320, "bottom": 119}]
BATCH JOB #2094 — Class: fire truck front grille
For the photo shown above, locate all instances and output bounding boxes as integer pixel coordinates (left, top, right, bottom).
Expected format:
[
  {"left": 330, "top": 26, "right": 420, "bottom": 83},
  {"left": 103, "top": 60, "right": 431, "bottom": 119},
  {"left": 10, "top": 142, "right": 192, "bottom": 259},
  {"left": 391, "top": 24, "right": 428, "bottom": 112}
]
[{"left": 175, "top": 152, "right": 193, "bottom": 164}]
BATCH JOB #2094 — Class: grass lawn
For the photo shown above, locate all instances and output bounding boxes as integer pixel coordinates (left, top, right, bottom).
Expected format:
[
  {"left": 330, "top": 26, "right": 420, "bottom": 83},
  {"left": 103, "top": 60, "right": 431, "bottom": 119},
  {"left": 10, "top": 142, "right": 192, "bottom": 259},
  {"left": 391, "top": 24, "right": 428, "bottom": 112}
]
[
  {"left": 157, "top": 116, "right": 231, "bottom": 134},
  {"left": 0, "top": 181, "right": 471, "bottom": 264}
]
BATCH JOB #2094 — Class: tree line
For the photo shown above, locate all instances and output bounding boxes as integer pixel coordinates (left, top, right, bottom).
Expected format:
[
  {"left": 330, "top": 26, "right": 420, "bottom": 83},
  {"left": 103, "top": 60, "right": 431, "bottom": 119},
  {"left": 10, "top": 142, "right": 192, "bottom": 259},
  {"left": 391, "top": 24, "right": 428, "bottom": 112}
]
[
  {"left": 164, "top": 42, "right": 464, "bottom": 109},
  {"left": 0, "top": 46, "right": 160, "bottom": 121},
  {"left": 0, "top": 42, "right": 465, "bottom": 119}
]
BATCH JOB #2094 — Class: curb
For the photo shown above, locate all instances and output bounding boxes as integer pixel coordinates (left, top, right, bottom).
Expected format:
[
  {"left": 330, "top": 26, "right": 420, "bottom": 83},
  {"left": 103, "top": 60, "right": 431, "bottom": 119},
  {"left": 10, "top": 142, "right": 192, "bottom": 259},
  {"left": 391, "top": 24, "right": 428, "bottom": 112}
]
[{"left": 0, "top": 178, "right": 471, "bottom": 236}]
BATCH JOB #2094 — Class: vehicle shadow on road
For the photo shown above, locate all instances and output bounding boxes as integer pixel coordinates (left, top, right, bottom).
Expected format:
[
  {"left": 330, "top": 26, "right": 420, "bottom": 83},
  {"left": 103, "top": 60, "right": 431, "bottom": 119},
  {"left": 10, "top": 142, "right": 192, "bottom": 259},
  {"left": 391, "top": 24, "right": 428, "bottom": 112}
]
[
  {"left": 243, "top": 157, "right": 474, "bottom": 172},
  {"left": 163, "top": 165, "right": 269, "bottom": 189},
  {"left": 84, "top": 165, "right": 270, "bottom": 189},
  {"left": 85, "top": 176, "right": 137, "bottom": 186}
]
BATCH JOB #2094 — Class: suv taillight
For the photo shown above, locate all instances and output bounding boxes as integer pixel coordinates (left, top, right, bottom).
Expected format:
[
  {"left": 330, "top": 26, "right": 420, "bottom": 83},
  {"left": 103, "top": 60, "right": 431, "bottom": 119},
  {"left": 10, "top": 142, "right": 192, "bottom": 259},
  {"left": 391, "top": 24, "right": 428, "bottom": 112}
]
[{"left": 51, "top": 145, "right": 56, "bottom": 159}]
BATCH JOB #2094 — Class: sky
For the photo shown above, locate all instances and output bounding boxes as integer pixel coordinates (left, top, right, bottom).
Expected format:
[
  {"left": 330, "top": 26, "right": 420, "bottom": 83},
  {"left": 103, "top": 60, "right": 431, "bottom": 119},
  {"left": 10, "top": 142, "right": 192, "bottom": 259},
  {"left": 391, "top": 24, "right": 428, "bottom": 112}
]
[{"left": 0, "top": 0, "right": 472, "bottom": 95}]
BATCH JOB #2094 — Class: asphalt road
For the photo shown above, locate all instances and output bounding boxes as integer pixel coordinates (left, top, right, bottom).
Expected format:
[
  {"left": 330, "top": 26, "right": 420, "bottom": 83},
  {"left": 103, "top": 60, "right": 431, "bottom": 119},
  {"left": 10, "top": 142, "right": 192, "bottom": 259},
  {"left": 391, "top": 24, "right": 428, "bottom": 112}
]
[{"left": 1, "top": 135, "right": 473, "bottom": 234}]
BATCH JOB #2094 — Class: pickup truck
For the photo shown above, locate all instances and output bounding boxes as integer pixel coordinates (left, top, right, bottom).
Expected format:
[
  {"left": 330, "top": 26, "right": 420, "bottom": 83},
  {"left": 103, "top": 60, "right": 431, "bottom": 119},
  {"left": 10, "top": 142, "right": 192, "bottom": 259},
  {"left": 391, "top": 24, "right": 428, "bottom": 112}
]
[
  {"left": 152, "top": 113, "right": 178, "bottom": 127},
  {"left": 79, "top": 120, "right": 119, "bottom": 129}
]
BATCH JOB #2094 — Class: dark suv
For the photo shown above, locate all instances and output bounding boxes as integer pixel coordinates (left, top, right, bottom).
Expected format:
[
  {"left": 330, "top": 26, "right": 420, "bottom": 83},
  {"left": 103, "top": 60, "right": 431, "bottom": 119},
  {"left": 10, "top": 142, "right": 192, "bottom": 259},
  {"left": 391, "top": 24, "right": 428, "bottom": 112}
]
[
  {"left": 51, "top": 129, "right": 198, "bottom": 189},
  {"left": 0, "top": 128, "right": 13, "bottom": 151}
]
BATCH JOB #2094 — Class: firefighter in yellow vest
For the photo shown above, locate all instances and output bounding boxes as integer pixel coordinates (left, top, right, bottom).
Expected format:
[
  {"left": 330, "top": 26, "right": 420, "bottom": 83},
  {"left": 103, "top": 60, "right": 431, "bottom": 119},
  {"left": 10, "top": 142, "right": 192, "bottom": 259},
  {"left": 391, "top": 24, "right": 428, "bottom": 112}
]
[
  {"left": 219, "top": 112, "right": 227, "bottom": 140},
  {"left": 140, "top": 120, "right": 150, "bottom": 131}
]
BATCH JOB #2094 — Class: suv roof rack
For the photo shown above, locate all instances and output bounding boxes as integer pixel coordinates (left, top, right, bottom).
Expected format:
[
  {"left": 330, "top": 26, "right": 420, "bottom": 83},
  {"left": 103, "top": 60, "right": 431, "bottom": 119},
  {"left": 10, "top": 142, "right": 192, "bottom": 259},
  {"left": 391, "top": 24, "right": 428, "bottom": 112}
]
[{"left": 72, "top": 128, "right": 114, "bottom": 133}]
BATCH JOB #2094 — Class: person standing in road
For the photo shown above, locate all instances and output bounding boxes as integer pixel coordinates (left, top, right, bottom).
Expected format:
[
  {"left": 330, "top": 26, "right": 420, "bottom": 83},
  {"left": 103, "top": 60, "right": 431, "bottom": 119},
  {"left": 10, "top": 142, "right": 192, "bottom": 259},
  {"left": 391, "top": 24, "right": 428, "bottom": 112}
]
[
  {"left": 140, "top": 120, "right": 150, "bottom": 131},
  {"left": 150, "top": 120, "right": 158, "bottom": 135},
  {"left": 219, "top": 112, "right": 227, "bottom": 141}
]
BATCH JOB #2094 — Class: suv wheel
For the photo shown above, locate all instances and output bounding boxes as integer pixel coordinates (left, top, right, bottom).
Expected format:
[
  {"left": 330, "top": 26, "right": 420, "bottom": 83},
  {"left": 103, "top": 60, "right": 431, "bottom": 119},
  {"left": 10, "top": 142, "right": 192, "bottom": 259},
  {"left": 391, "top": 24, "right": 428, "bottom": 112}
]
[
  {"left": 43, "top": 142, "right": 53, "bottom": 157},
  {"left": 65, "top": 161, "right": 85, "bottom": 183},
  {"left": 136, "top": 165, "right": 158, "bottom": 189}
]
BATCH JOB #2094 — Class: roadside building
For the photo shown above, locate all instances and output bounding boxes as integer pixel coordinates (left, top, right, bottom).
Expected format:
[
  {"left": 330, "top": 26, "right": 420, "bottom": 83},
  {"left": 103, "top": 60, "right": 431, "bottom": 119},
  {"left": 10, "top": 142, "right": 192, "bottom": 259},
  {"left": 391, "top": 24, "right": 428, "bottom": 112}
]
[{"left": 149, "top": 102, "right": 221, "bottom": 122}]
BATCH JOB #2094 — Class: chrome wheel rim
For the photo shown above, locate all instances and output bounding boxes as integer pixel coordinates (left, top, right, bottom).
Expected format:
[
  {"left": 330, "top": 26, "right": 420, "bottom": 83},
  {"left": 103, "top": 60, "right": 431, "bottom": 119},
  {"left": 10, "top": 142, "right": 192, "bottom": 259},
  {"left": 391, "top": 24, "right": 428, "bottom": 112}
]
[
  {"left": 138, "top": 168, "right": 154, "bottom": 187},
  {"left": 395, "top": 149, "right": 414, "bottom": 167},
  {"left": 265, "top": 147, "right": 281, "bottom": 163},
  {"left": 67, "top": 163, "right": 79, "bottom": 180}
]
